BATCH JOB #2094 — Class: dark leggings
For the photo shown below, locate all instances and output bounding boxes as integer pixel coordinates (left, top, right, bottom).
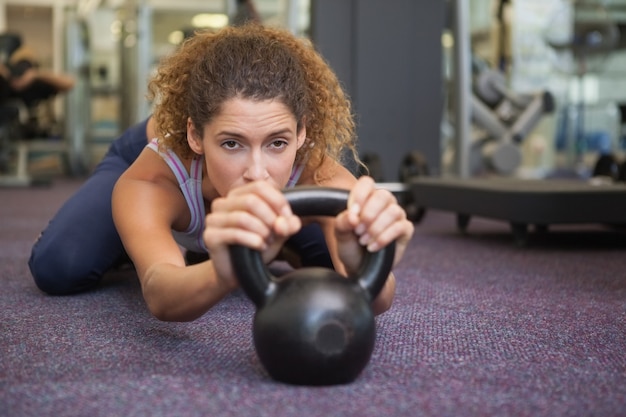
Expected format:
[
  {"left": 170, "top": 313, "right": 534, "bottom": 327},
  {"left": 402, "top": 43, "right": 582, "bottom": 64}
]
[{"left": 28, "top": 118, "right": 332, "bottom": 295}]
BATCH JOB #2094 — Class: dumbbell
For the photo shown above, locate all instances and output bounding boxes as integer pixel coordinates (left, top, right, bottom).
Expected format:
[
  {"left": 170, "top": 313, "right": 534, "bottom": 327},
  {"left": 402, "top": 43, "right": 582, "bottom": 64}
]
[
  {"left": 359, "top": 151, "right": 429, "bottom": 223},
  {"left": 592, "top": 153, "right": 620, "bottom": 182},
  {"left": 590, "top": 153, "right": 626, "bottom": 184},
  {"left": 358, "top": 152, "right": 384, "bottom": 182}
]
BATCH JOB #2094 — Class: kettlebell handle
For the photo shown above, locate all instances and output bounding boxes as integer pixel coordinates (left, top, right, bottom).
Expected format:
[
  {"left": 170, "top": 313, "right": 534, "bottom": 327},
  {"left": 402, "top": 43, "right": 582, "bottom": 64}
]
[{"left": 229, "top": 186, "right": 396, "bottom": 307}]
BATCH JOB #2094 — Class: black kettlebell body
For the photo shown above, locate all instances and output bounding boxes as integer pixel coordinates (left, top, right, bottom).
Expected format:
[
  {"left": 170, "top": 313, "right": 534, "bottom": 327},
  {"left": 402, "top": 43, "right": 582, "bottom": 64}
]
[
  {"left": 254, "top": 269, "right": 376, "bottom": 385},
  {"left": 229, "top": 187, "right": 395, "bottom": 386}
]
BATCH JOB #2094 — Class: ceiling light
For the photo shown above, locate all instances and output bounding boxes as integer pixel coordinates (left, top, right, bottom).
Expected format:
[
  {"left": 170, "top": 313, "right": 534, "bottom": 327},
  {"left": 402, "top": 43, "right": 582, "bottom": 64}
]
[
  {"left": 168, "top": 30, "right": 185, "bottom": 45},
  {"left": 191, "top": 13, "right": 228, "bottom": 29}
]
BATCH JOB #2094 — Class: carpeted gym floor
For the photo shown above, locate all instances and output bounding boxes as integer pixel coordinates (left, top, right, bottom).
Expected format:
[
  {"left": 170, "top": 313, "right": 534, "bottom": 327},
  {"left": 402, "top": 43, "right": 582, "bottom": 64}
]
[{"left": 1, "top": 178, "right": 625, "bottom": 417}]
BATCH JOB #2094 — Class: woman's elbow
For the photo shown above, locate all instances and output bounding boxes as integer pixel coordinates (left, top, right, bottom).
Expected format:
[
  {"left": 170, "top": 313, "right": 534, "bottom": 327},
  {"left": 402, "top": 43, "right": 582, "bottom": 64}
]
[
  {"left": 141, "top": 281, "right": 200, "bottom": 322},
  {"left": 145, "top": 297, "right": 172, "bottom": 322},
  {"left": 142, "top": 284, "right": 179, "bottom": 322}
]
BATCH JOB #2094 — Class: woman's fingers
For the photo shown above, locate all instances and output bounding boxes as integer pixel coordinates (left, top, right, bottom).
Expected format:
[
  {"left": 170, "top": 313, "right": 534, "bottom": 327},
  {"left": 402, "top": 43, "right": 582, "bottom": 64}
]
[
  {"left": 340, "top": 176, "right": 415, "bottom": 266},
  {"left": 205, "top": 181, "right": 301, "bottom": 251}
]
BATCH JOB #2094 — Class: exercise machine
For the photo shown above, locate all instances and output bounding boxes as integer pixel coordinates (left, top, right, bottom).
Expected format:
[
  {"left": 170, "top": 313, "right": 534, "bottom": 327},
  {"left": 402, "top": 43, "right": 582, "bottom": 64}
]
[
  {"left": 408, "top": 0, "right": 626, "bottom": 243},
  {"left": 367, "top": 0, "right": 626, "bottom": 244},
  {"left": 458, "top": 56, "right": 554, "bottom": 176}
]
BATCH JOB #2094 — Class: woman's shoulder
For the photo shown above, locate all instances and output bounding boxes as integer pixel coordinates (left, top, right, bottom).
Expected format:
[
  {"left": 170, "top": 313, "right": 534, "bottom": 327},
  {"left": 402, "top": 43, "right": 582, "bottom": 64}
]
[
  {"left": 120, "top": 145, "right": 192, "bottom": 189},
  {"left": 114, "top": 147, "right": 191, "bottom": 227}
]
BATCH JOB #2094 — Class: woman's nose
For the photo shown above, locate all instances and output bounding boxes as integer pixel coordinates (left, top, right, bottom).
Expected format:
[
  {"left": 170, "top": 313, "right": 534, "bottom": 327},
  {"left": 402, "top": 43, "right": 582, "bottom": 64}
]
[{"left": 243, "top": 153, "right": 270, "bottom": 181}]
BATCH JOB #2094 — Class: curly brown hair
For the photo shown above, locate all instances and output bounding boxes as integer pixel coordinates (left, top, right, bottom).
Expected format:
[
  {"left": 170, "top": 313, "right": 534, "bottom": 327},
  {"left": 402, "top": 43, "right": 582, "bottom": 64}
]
[{"left": 147, "top": 23, "right": 358, "bottom": 182}]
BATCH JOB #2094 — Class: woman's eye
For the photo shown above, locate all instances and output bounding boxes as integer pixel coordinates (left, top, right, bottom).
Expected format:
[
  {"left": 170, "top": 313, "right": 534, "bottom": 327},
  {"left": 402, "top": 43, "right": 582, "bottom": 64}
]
[
  {"left": 222, "top": 140, "right": 239, "bottom": 149},
  {"left": 270, "top": 140, "right": 288, "bottom": 150}
]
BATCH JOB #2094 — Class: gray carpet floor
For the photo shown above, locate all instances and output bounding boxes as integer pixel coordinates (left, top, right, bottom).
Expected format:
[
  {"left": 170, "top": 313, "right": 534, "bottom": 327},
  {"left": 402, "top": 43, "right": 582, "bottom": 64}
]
[{"left": 1, "top": 178, "right": 625, "bottom": 417}]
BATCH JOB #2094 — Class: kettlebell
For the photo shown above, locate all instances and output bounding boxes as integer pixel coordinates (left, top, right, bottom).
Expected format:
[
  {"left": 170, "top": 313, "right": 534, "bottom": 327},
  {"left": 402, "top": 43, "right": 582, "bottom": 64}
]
[{"left": 229, "top": 187, "right": 396, "bottom": 386}]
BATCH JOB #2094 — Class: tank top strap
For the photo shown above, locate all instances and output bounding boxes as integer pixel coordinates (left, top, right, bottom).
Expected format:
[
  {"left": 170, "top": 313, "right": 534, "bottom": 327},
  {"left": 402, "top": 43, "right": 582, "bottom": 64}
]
[
  {"left": 146, "top": 139, "right": 207, "bottom": 252},
  {"left": 146, "top": 139, "right": 190, "bottom": 185}
]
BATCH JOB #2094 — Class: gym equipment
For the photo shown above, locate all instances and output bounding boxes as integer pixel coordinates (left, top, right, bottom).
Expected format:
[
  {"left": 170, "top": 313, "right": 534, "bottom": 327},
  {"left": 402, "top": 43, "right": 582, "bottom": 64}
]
[
  {"left": 359, "top": 150, "right": 430, "bottom": 223},
  {"left": 459, "top": 56, "right": 555, "bottom": 176},
  {"left": 64, "top": 11, "right": 92, "bottom": 176},
  {"left": 0, "top": 33, "right": 30, "bottom": 187},
  {"left": 0, "top": 11, "right": 92, "bottom": 186},
  {"left": 399, "top": 0, "right": 626, "bottom": 247},
  {"left": 358, "top": 152, "right": 384, "bottom": 182},
  {"left": 544, "top": 1, "right": 620, "bottom": 176},
  {"left": 544, "top": 1, "right": 619, "bottom": 76},
  {"left": 118, "top": 2, "right": 152, "bottom": 131},
  {"left": 396, "top": 152, "right": 429, "bottom": 223},
  {"left": 407, "top": 176, "right": 626, "bottom": 246},
  {"left": 592, "top": 153, "right": 620, "bottom": 181},
  {"left": 229, "top": 187, "right": 396, "bottom": 386}
]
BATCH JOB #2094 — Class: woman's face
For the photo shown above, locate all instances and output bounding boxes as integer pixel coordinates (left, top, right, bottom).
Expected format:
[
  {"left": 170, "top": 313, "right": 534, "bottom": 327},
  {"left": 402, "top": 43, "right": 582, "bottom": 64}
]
[{"left": 187, "top": 97, "right": 306, "bottom": 197}]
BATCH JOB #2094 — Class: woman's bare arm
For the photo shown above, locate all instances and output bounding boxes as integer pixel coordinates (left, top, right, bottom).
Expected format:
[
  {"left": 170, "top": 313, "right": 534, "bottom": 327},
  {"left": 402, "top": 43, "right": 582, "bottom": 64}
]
[{"left": 112, "top": 150, "right": 237, "bottom": 321}]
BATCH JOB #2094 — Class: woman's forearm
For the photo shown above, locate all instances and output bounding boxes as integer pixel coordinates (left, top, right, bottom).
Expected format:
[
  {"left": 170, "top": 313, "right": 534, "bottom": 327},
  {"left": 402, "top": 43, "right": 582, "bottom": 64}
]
[
  {"left": 141, "top": 260, "right": 238, "bottom": 322},
  {"left": 372, "top": 272, "right": 396, "bottom": 315}
]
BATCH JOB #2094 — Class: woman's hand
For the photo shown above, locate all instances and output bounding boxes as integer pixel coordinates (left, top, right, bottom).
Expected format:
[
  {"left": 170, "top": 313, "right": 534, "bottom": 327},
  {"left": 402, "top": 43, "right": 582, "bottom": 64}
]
[
  {"left": 334, "top": 176, "right": 414, "bottom": 275},
  {"left": 203, "top": 181, "right": 302, "bottom": 287}
]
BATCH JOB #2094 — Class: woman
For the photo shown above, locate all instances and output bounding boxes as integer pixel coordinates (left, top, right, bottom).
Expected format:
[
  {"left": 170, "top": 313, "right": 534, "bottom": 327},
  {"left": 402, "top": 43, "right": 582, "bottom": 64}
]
[{"left": 29, "top": 24, "right": 413, "bottom": 321}]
